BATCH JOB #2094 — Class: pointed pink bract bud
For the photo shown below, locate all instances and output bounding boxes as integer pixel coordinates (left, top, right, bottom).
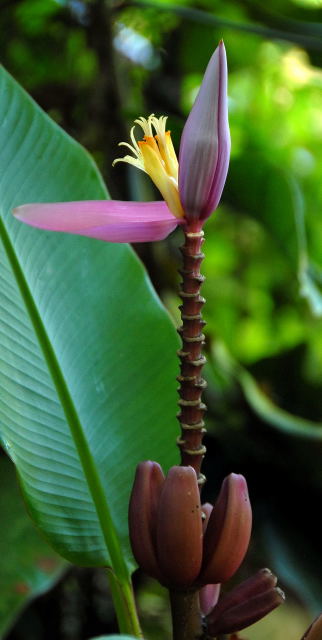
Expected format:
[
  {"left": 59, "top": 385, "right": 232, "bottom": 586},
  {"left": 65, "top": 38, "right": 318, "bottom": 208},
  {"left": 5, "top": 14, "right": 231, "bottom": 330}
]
[
  {"left": 156, "top": 466, "right": 203, "bottom": 587},
  {"left": 200, "top": 473, "right": 252, "bottom": 585},
  {"left": 178, "top": 41, "right": 230, "bottom": 222},
  {"left": 128, "top": 461, "right": 165, "bottom": 580}
]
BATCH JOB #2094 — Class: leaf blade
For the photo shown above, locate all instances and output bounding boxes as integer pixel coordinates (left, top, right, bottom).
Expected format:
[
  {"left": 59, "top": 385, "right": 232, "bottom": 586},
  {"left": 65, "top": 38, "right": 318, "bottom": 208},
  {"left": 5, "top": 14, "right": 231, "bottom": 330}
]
[{"left": 0, "top": 65, "right": 179, "bottom": 570}]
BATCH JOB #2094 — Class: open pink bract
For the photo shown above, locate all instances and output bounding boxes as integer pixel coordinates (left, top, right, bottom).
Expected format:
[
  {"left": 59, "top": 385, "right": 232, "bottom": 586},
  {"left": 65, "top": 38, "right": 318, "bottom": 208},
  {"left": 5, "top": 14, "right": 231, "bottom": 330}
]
[
  {"left": 13, "top": 201, "right": 179, "bottom": 243},
  {"left": 13, "top": 42, "right": 230, "bottom": 243}
]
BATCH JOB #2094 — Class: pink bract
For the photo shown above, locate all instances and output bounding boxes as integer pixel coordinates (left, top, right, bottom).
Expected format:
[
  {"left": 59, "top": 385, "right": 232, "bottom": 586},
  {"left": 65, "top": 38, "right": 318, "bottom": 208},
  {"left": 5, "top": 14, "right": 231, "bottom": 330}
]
[{"left": 13, "top": 200, "right": 179, "bottom": 243}]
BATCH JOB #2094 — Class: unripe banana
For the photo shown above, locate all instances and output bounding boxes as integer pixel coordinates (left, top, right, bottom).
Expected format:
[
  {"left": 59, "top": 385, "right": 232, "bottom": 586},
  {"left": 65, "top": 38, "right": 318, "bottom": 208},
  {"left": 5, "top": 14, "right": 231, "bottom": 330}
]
[
  {"left": 128, "top": 460, "right": 164, "bottom": 580},
  {"left": 156, "top": 466, "right": 203, "bottom": 587},
  {"left": 207, "top": 568, "right": 277, "bottom": 621},
  {"left": 207, "top": 585, "right": 285, "bottom": 635},
  {"left": 200, "top": 473, "right": 252, "bottom": 584}
]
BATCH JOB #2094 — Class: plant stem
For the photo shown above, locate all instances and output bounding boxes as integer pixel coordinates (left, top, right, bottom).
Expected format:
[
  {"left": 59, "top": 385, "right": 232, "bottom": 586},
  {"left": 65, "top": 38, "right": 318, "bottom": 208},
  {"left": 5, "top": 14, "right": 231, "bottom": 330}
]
[
  {"left": 170, "top": 590, "right": 204, "bottom": 640},
  {"left": 107, "top": 569, "right": 143, "bottom": 637},
  {"left": 177, "top": 223, "right": 207, "bottom": 485}
]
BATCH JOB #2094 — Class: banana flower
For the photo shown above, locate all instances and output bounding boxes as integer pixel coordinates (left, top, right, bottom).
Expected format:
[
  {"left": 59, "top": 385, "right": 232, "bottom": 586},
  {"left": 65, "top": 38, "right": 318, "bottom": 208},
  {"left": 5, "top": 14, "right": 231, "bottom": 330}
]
[
  {"left": 129, "top": 464, "right": 285, "bottom": 635},
  {"left": 13, "top": 42, "right": 230, "bottom": 242}
]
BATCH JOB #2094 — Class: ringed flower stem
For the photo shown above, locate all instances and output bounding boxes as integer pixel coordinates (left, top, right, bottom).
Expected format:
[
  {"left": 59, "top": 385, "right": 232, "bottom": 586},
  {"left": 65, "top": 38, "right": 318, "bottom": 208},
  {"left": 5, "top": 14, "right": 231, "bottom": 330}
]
[
  {"left": 169, "top": 589, "right": 203, "bottom": 640},
  {"left": 177, "top": 223, "right": 207, "bottom": 486}
]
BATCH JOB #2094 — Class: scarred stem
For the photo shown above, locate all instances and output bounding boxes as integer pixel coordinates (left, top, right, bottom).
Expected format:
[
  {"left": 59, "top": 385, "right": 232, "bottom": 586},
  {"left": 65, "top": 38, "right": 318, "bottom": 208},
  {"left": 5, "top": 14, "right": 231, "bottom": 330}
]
[
  {"left": 169, "top": 590, "right": 204, "bottom": 640},
  {"left": 177, "top": 223, "right": 207, "bottom": 485}
]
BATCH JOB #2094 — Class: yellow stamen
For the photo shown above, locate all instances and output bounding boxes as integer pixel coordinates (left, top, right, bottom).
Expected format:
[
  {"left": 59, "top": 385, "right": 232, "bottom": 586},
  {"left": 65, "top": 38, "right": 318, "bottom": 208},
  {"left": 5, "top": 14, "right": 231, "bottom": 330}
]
[{"left": 113, "top": 114, "right": 184, "bottom": 219}]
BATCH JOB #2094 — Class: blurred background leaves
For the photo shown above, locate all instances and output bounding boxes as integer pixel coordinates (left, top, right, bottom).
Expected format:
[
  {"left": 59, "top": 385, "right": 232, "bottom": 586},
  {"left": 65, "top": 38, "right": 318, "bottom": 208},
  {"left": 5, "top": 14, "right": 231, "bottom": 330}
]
[
  {"left": 0, "top": 452, "right": 66, "bottom": 638},
  {"left": 0, "top": 0, "right": 322, "bottom": 638}
]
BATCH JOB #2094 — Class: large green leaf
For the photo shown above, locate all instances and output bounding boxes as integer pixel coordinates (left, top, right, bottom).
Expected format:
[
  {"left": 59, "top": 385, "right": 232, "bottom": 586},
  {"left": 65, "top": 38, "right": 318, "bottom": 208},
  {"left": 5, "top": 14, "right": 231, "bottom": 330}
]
[
  {"left": 0, "top": 452, "right": 66, "bottom": 637},
  {"left": 0, "top": 66, "right": 179, "bottom": 571}
]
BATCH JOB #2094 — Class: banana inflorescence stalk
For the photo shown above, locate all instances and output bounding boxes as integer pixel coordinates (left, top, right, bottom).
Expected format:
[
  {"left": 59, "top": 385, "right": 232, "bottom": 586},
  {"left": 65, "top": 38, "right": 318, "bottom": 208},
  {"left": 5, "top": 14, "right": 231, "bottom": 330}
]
[{"left": 177, "top": 224, "right": 207, "bottom": 486}]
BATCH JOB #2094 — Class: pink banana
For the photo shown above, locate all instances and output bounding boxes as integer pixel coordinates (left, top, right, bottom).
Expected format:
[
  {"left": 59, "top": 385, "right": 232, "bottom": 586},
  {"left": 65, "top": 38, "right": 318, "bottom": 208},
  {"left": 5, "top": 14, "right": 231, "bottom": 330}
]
[{"left": 200, "top": 473, "right": 252, "bottom": 584}]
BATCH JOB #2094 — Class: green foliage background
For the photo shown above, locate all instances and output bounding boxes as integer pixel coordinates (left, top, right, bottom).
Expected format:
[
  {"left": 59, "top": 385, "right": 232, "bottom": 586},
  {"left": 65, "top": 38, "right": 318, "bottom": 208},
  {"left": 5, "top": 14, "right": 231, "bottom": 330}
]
[{"left": 1, "top": 0, "right": 322, "bottom": 638}]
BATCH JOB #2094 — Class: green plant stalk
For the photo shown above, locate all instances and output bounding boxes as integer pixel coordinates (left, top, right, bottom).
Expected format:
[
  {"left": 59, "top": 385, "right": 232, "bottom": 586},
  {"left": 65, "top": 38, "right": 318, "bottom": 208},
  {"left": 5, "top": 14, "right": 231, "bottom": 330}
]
[
  {"left": 107, "top": 569, "right": 143, "bottom": 637},
  {"left": 0, "top": 220, "right": 142, "bottom": 637}
]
